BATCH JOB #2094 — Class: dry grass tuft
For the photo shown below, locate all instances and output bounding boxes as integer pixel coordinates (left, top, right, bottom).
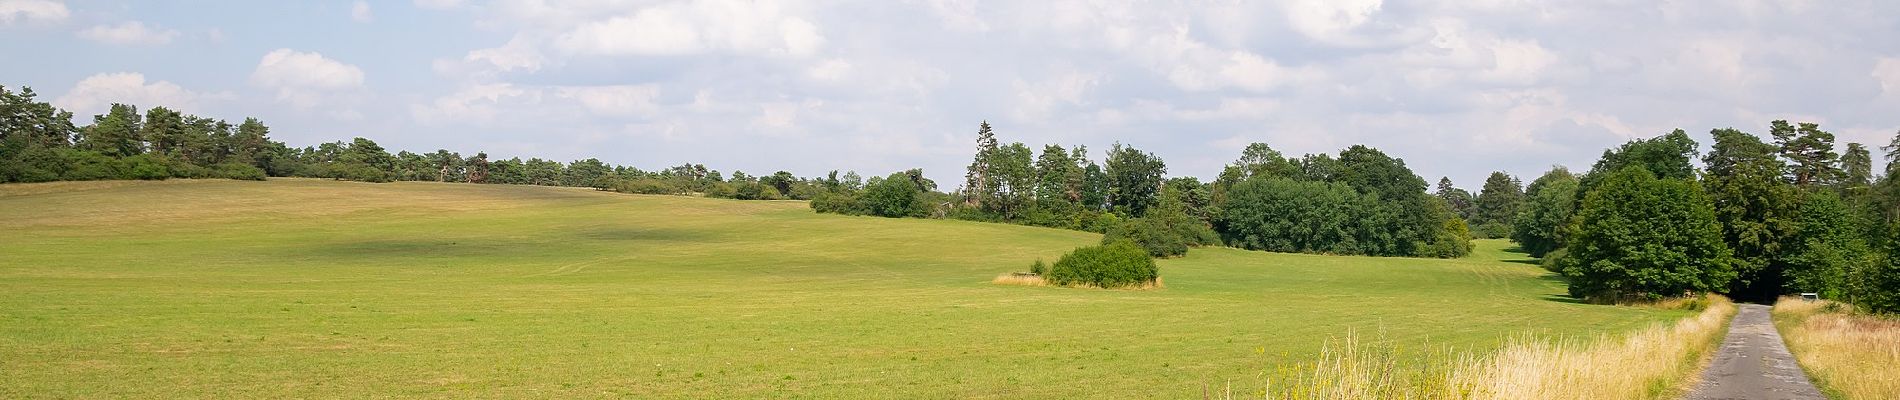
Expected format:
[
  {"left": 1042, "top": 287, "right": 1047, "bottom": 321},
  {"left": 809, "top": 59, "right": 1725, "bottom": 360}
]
[
  {"left": 1773, "top": 297, "right": 1900, "bottom": 399},
  {"left": 990, "top": 273, "right": 1164, "bottom": 290},
  {"left": 1234, "top": 295, "right": 1735, "bottom": 400},
  {"left": 991, "top": 273, "right": 1048, "bottom": 287}
]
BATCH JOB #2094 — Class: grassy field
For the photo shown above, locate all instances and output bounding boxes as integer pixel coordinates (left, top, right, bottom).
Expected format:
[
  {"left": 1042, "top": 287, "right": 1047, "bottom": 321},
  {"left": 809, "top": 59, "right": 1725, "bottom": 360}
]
[{"left": 0, "top": 179, "right": 1691, "bottom": 398}]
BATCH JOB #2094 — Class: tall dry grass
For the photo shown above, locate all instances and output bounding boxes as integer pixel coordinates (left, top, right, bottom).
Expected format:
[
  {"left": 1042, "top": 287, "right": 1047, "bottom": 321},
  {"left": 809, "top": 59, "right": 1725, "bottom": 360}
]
[
  {"left": 1229, "top": 296, "right": 1735, "bottom": 400},
  {"left": 1773, "top": 297, "right": 1900, "bottom": 399}
]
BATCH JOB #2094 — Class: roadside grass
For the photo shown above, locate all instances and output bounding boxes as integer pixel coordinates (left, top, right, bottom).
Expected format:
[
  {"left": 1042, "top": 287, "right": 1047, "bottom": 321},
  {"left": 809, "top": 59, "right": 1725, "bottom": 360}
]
[
  {"left": 1, "top": 179, "right": 1692, "bottom": 398},
  {"left": 1773, "top": 297, "right": 1900, "bottom": 399},
  {"left": 1233, "top": 295, "right": 1733, "bottom": 399}
]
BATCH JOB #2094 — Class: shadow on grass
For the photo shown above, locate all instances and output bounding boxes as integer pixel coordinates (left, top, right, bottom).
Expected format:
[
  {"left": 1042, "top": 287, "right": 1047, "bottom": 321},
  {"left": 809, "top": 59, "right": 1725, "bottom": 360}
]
[
  {"left": 1541, "top": 294, "right": 1589, "bottom": 305},
  {"left": 1503, "top": 258, "right": 1542, "bottom": 266}
]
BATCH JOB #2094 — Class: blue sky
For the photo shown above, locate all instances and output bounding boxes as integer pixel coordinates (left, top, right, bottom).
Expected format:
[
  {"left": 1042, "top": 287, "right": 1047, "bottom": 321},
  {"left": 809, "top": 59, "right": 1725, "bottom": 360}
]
[{"left": 4, "top": 0, "right": 1899, "bottom": 189}]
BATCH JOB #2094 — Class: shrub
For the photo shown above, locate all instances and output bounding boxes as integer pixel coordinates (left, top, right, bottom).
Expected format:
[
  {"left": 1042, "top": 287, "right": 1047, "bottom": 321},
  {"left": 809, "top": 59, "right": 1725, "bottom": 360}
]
[
  {"left": 809, "top": 191, "right": 864, "bottom": 215},
  {"left": 1029, "top": 259, "right": 1047, "bottom": 275},
  {"left": 1102, "top": 218, "right": 1189, "bottom": 258},
  {"left": 1046, "top": 240, "right": 1157, "bottom": 288},
  {"left": 615, "top": 178, "right": 680, "bottom": 195},
  {"left": 213, "top": 162, "right": 267, "bottom": 181}
]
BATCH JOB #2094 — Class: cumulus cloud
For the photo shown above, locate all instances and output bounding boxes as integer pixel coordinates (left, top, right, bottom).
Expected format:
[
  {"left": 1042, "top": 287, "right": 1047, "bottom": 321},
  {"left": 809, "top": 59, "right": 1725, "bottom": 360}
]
[
  {"left": 351, "top": 0, "right": 373, "bottom": 23},
  {"left": 52, "top": 72, "right": 228, "bottom": 117},
  {"left": 389, "top": 1, "right": 1900, "bottom": 186},
  {"left": 553, "top": 0, "right": 824, "bottom": 57},
  {"left": 76, "top": 21, "right": 180, "bottom": 45},
  {"left": 0, "top": 0, "right": 66, "bottom": 24},
  {"left": 249, "top": 49, "right": 366, "bottom": 115}
]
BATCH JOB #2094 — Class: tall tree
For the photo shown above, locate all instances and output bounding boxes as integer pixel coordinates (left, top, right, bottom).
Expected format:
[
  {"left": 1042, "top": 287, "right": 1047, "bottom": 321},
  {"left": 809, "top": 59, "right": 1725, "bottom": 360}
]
[
  {"left": 989, "top": 143, "right": 1036, "bottom": 218},
  {"left": 1773, "top": 120, "right": 1843, "bottom": 187},
  {"left": 1103, "top": 142, "right": 1166, "bottom": 216},
  {"left": 962, "top": 121, "right": 999, "bottom": 207},
  {"left": 1472, "top": 171, "right": 1523, "bottom": 236},
  {"left": 1434, "top": 177, "right": 1476, "bottom": 220},
  {"left": 1033, "top": 144, "right": 1078, "bottom": 210},
  {"left": 1511, "top": 167, "right": 1579, "bottom": 258},
  {"left": 1840, "top": 142, "right": 1873, "bottom": 189},
  {"left": 1553, "top": 166, "right": 1734, "bottom": 300},
  {"left": 81, "top": 104, "right": 143, "bottom": 157},
  {"left": 1702, "top": 127, "right": 1801, "bottom": 301},
  {"left": 1580, "top": 129, "right": 1699, "bottom": 197}
]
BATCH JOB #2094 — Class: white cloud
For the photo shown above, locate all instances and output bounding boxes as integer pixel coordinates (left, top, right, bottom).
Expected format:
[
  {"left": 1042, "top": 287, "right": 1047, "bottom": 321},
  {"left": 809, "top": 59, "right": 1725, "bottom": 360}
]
[
  {"left": 351, "top": 0, "right": 373, "bottom": 23},
  {"left": 413, "top": 83, "right": 537, "bottom": 125},
  {"left": 464, "top": 35, "right": 546, "bottom": 73},
  {"left": 249, "top": 49, "right": 366, "bottom": 110},
  {"left": 414, "top": 0, "right": 463, "bottom": 10},
  {"left": 1282, "top": 0, "right": 1384, "bottom": 44},
  {"left": 0, "top": 0, "right": 66, "bottom": 24},
  {"left": 557, "top": 85, "right": 661, "bottom": 117},
  {"left": 52, "top": 72, "right": 228, "bottom": 117},
  {"left": 553, "top": 0, "right": 825, "bottom": 57},
  {"left": 1875, "top": 57, "right": 1900, "bottom": 97},
  {"left": 76, "top": 21, "right": 180, "bottom": 45}
]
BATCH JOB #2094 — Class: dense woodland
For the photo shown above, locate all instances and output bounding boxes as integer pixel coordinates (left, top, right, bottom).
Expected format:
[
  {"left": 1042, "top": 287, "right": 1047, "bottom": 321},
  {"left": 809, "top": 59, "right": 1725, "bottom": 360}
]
[{"left": 3, "top": 84, "right": 1897, "bottom": 312}]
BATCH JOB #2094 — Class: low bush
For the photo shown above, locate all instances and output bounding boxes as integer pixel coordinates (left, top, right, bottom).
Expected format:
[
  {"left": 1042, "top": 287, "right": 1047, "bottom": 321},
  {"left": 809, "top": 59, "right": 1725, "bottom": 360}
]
[
  {"left": 1046, "top": 240, "right": 1157, "bottom": 288},
  {"left": 1103, "top": 218, "right": 1189, "bottom": 258}
]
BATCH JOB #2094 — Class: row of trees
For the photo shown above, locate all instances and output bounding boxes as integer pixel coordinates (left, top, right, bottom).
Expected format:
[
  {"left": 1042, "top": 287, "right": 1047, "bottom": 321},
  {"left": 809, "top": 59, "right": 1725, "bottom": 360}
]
[
  {"left": 812, "top": 122, "right": 1474, "bottom": 259},
  {"left": 1, "top": 85, "right": 860, "bottom": 203},
  {"left": 1510, "top": 124, "right": 1899, "bottom": 312}
]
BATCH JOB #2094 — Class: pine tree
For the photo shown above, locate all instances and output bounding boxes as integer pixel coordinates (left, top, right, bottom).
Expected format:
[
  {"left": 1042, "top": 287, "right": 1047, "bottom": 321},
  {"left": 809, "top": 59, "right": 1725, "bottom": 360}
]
[{"left": 962, "top": 121, "right": 999, "bottom": 206}]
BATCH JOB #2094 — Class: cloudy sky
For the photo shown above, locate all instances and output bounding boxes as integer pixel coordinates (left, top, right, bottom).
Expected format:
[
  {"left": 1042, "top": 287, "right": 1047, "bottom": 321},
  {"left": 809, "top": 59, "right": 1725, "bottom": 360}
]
[{"left": 4, "top": 0, "right": 1899, "bottom": 188}]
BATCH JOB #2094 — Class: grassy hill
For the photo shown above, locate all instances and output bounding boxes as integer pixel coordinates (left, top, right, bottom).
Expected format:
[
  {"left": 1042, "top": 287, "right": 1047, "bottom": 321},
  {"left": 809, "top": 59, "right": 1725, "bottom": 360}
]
[{"left": 0, "top": 179, "right": 1689, "bottom": 398}]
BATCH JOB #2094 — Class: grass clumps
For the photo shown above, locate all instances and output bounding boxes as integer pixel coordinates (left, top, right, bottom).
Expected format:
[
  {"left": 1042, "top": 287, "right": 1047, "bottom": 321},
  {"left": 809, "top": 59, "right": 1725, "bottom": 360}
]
[
  {"left": 1046, "top": 240, "right": 1158, "bottom": 289},
  {"left": 1773, "top": 297, "right": 1900, "bottom": 399}
]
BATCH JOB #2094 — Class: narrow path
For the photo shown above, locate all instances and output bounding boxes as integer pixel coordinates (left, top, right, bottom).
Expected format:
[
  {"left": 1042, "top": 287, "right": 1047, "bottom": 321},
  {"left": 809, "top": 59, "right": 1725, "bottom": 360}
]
[{"left": 1685, "top": 304, "right": 1824, "bottom": 400}]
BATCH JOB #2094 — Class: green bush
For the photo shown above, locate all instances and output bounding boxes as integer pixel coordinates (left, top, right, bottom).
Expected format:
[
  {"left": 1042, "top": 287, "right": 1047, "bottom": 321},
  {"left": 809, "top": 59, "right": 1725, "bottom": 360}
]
[
  {"left": 809, "top": 191, "right": 864, "bottom": 215},
  {"left": 1029, "top": 259, "right": 1047, "bottom": 275},
  {"left": 1046, "top": 240, "right": 1157, "bottom": 288},
  {"left": 1102, "top": 217, "right": 1197, "bottom": 258},
  {"left": 213, "top": 162, "right": 267, "bottom": 181},
  {"left": 615, "top": 178, "right": 680, "bottom": 195}
]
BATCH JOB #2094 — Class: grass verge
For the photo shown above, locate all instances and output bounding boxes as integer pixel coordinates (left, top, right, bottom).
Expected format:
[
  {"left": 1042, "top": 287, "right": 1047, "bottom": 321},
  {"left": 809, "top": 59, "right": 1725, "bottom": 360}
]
[
  {"left": 1235, "top": 295, "right": 1735, "bottom": 399},
  {"left": 1773, "top": 297, "right": 1900, "bottom": 399}
]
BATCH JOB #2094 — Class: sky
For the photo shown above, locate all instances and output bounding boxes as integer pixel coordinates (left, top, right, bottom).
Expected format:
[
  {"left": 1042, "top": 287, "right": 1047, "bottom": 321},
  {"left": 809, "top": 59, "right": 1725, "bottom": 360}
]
[{"left": 4, "top": 0, "right": 1899, "bottom": 189}]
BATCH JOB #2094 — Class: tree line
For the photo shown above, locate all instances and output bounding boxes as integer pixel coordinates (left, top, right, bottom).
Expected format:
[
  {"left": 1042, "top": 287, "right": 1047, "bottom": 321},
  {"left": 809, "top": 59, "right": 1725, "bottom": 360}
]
[
  {"left": 812, "top": 121, "right": 1474, "bottom": 259},
  {"left": 0, "top": 85, "right": 858, "bottom": 201},
  {"left": 1487, "top": 126, "right": 1899, "bottom": 311}
]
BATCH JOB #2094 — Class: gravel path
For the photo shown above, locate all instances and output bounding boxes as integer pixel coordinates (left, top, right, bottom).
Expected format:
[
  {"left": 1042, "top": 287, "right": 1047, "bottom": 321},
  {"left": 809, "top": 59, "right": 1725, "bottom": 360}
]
[{"left": 1685, "top": 304, "right": 1824, "bottom": 400}]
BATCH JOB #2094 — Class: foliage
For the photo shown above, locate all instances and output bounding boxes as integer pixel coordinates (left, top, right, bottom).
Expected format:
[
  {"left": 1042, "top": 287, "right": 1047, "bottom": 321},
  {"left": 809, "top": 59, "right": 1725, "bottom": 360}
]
[
  {"left": 1701, "top": 127, "right": 1801, "bottom": 300},
  {"left": 1781, "top": 190, "right": 1875, "bottom": 300},
  {"left": 1045, "top": 240, "right": 1157, "bottom": 288},
  {"left": 1471, "top": 171, "right": 1522, "bottom": 237},
  {"left": 1510, "top": 167, "right": 1578, "bottom": 258},
  {"left": 1553, "top": 166, "right": 1734, "bottom": 300},
  {"left": 1103, "top": 142, "right": 1166, "bottom": 216}
]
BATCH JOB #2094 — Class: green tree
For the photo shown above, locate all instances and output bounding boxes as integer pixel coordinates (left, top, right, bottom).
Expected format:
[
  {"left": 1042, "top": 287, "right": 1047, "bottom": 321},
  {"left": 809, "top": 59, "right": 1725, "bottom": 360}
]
[
  {"left": 80, "top": 104, "right": 143, "bottom": 157},
  {"left": 1580, "top": 129, "right": 1699, "bottom": 196},
  {"left": 1472, "top": 172, "right": 1523, "bottom": 237},
  {"left": 862, "top": 171, "right": 926, "bottom": 218},
  {"left": 1781, "top": 190, "right": 1874, "bottom": 299},
  {"left": 1104, "top": 142, "right": 1166, "bottom": 216},
  {"left": 1435, "top": 177, "right": 1476, "bottom": 220},
  {"left": 1772, "top": 120, "right": 1843, "bottom": 187},
  {"left": 1553, "top": 166, "right": 1734, "bottom": 300},
  {"left": 1701, "top": 128, "right": 1801, "bottom": 300},
  {"left": 962, "top": 121, "right": 999, "bottom": 207},
  {"left": 1511, "top": 167, "right": 1578, "bottom": 258},
  {"left": 1841, "top": 142, "right": 1873, "bottom": 189},
  {"left": 1033, "top": 144, "right": 1079, "bottom": 210},
  {"left": 989, "top": 142, "right": 1036, "bottom": 218}
]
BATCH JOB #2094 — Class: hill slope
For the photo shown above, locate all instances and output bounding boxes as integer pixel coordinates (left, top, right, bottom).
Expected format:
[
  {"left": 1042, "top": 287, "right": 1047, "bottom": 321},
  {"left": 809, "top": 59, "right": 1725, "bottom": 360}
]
[{"left": 0, "top": 179, "right": 1687, "bottom": 398}]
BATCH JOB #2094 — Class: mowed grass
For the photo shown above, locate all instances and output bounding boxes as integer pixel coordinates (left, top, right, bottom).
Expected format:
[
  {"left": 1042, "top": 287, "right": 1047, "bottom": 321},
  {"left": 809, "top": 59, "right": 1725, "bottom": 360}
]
[{"left": 0, "top": 179, "right": 1689, "bottom": 398}]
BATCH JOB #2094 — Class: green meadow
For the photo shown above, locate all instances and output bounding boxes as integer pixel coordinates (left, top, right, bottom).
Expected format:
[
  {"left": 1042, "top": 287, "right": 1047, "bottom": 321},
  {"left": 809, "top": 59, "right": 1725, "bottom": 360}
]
[{"left": 0, "top": 179, "right": 1688, "bottom": 398}]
